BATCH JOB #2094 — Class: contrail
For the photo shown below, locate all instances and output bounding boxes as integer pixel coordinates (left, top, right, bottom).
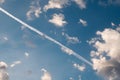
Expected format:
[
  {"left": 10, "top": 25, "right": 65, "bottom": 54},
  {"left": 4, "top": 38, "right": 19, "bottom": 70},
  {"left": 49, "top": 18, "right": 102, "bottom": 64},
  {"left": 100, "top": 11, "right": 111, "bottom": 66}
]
[{"left": 0, "top": 7, "right": 92, "bottom": 66}]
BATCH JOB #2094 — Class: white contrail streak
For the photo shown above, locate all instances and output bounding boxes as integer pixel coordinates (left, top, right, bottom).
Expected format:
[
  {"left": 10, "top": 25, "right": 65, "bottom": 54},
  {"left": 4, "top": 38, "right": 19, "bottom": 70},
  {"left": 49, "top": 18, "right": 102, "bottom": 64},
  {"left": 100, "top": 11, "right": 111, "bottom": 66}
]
[{"left": 0, "top": 7, "right": 92, "bottom": 66}]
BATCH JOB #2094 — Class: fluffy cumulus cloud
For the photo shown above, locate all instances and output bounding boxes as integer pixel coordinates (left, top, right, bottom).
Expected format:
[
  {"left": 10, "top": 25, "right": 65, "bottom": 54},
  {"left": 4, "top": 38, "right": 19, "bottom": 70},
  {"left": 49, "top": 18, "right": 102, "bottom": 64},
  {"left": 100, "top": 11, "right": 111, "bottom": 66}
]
[
  {"left": 41, "top": 68, "right": 52, "bottom": 80},
  {"left": 90, "top": 28, "right": 120, "bottom": 80},
  {"left": 73, "top": 63, "right": 86, "bottom": 72},
  {"left": 62, "top": 32, "right": 80, "bottom": 44},
  {"left": 0, "top": 0, "right": 4, "bottom": 4},
  {"left": 0, "top": 61, "right": 9, "bottom": 80},
  {"left": 26, "top": 0, "right": 42, "bottom": 20},
  {"left": 99, "top": 0, "right": 120, "bottom": 6},
  {"left": 79, "top": 19, "right": 87, "bottom": 26},
  {"left": 43, "top": 0, "right": 69, "bottom": 11},
  {"left": 73, "top": 0, "right": 86, "bottom": 9},
  {"left": 49, "top": 13, "right": 67, "bottom": 27},
  {"left": 10, "top": 61, "right": 21, "bottom": 68}
]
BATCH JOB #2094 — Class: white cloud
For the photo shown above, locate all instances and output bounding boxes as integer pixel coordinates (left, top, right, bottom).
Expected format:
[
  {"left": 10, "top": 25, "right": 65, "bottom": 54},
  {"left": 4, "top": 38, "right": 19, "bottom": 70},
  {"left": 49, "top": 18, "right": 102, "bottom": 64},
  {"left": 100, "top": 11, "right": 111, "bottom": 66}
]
[
  {"left": 41, "top": 68, "right": 52, "bottom": 80},
  {"left": 62, "top": 33, "right": 80, "bottom": 44},
  {"left": 90, "top": 28, "right": 120, "bottom": 80},
  {"left": 10, "top": 61, "right": 21, "bottom": 68},
  {"left": 49, "top": 13, "right": 67, "bottom": 27},
  {"left": 26, "top": 0, "right": 42, "bottom": 20},
  {"left": 73, "top": 63, "right": 85, "bottom": 71},
  {"left": 79, "top": 19, "right": 87, "bottom": 26},
  {"left": 25, "top": 52, "right": 29, "bottom": 57},
  {"left": 0, "top": 0, "right": 4, "bottom": 4},
  {"left": 0, "top": 34, "right": 9, "bottom": 44},
  {"left": 0, "top": 61, "right": 9, "bottom": 80},
  {"left": 43, "top": 0, "right": 69, "bottom": 11},
  {"left": 61, "top": 46, "right": 74, "bottom": 55},
  {"left": 111, "top": 22, "right": 116, "bottom": 27},
  {"left": 73, "top": 0, "right": 86, "bottom": 9}
]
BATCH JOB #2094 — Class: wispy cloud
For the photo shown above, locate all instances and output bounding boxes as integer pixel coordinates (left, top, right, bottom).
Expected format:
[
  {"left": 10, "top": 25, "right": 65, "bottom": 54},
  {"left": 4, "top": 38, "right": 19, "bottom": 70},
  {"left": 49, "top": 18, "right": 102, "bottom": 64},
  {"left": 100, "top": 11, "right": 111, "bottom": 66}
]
[
  {"left": 91, "top": 28, "right": 120, "bottom": 80},
  {"left": 0, "top": 0, "right": 5, "bottom": 4},
  {"left": 0, "top": 61, "right": 9, "bottom": 80},
  {"left": 73, "top": 0, "right": 86, "bottom": 9},
  {"left": 62, "top": 32, "right": 80, "bottom": 44},
  {"left": 0, "top": 7, "right": 92, "bottom": 66},
  {"left": 49, "top": 13, "right": 67, "bottom": 27},
  {"left": 26, "top": 0, "right": 42, "bottom": 20},
  {"left": 25, "top": 52, "right": 29, "bottom": 57},
  {"left": 43, "top": 0, "right": 69, "bottom": 11},
  {"left": 73, "top": 63, "right": 86, "bottom": 72},
  {"left": 79, "top": 19, "right": 87, "bottom": 26},
  {"left": 10, "top": 61, "right": 21, "bottom": 68},
  {"left": 41, "top": 68, "right": 52, "bottom": 80},
  {"left": 0, "top": 34, "right": 9, "bottom": 44},
  {"left": 99, "top": 0, "right": 120, "bottom": 6}
]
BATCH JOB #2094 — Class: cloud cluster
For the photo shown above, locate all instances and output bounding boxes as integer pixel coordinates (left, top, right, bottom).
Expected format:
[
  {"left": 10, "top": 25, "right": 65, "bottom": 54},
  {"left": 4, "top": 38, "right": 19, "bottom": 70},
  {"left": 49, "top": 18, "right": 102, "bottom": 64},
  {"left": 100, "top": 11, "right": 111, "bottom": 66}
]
[
  {"left": 90, "top": 28, "right": 120, "bottom": 80},
  {"left": 44, "top": 0, "right": 69, "bottom": 11},
  {"left": 62, "top": 32, "right": 80, "bottom": 44},
  {"left": 73, "top": 63, "right": 85, "bottom": 72},
  {"left": 26, "top": 0, "right": 42, "bottom": 20},
  {"left": 49, "top": 13, "right": 67, "bottom": 27},
  {"left": 79, "top": 19, "right": 87, "bottom": 26},
  {"left": 41, "top": 68, "right": 52, "bottom": 80},
  {"left": 0, "top": 61, "right": 9, "bottom": 80}
]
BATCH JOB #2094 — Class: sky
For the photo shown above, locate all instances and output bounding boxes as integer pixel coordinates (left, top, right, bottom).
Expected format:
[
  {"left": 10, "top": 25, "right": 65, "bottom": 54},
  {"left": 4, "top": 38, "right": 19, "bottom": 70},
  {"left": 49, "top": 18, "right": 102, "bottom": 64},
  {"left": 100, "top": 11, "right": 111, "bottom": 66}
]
[{"left": 0, "top": 0, "right": 120, "bottom": 80}]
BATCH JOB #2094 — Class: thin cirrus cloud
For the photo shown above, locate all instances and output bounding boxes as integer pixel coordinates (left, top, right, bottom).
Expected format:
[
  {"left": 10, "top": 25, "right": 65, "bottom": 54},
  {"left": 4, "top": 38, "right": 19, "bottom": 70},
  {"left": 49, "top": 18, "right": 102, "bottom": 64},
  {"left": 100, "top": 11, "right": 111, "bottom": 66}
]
[
  {"left": 49, "top": 13, "right": 67, "bottom": 27},
  {"left": 0, "top": 61, "right": 9, "bottom": 80},
  {"left": 79, "top": 19, "right": 87, "bottom": 26},
  {"left": 73, "top": 0, "right": 87, "bottom": 9},
  {"left": 43, "top": 0, "right": 69, "bottom": 11},
  {"left": 90, "top": 27, "right": 120, "bottom": 80},
  {"left": 41, "top": 68, "right": 52, "bottom": 80},
  {"left": 10, "top": 61, "right": 21, "bottom": 68},
  {"left": 26, "top": 0, "right": 42, "bottom": 20},
  {"left": 99, "top": 0, "right": 120, "bottom": 6}
]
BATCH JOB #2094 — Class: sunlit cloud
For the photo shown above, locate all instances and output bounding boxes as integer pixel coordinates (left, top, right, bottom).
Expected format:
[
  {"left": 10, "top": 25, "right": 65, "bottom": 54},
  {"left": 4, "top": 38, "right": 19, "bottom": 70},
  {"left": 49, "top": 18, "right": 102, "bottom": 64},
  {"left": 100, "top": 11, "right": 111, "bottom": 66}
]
[
  {"left": 73, "top": 63, "right": 86, "bottom": 72},
  {"left": 0, "top": 61, "right": 9, "bottom": 80},
  {"left": 41, "top": 68, "right": 52, "bottom": 80},
  {"left": 91, "top": 27, "right": 120, "bottom": 80},
  {"left": 49, "top": 13, "right": 67, "bottom": 27},
  {"left": 61, "top": 46, "right": 74, "bottom": 55},
  {"left": 26, "top": 0, "right": 42, "bottom": 20},
  {"left": 43, "top": 0, "right": 69, "bottom": 11}
]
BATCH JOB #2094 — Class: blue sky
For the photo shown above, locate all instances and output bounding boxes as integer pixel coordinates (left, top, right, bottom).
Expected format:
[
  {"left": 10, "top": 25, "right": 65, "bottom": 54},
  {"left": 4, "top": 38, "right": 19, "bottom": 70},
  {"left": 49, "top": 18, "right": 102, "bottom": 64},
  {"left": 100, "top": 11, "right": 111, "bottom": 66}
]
[{"left": 0, "top": 0, "right": 120, "bottom": 80}]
